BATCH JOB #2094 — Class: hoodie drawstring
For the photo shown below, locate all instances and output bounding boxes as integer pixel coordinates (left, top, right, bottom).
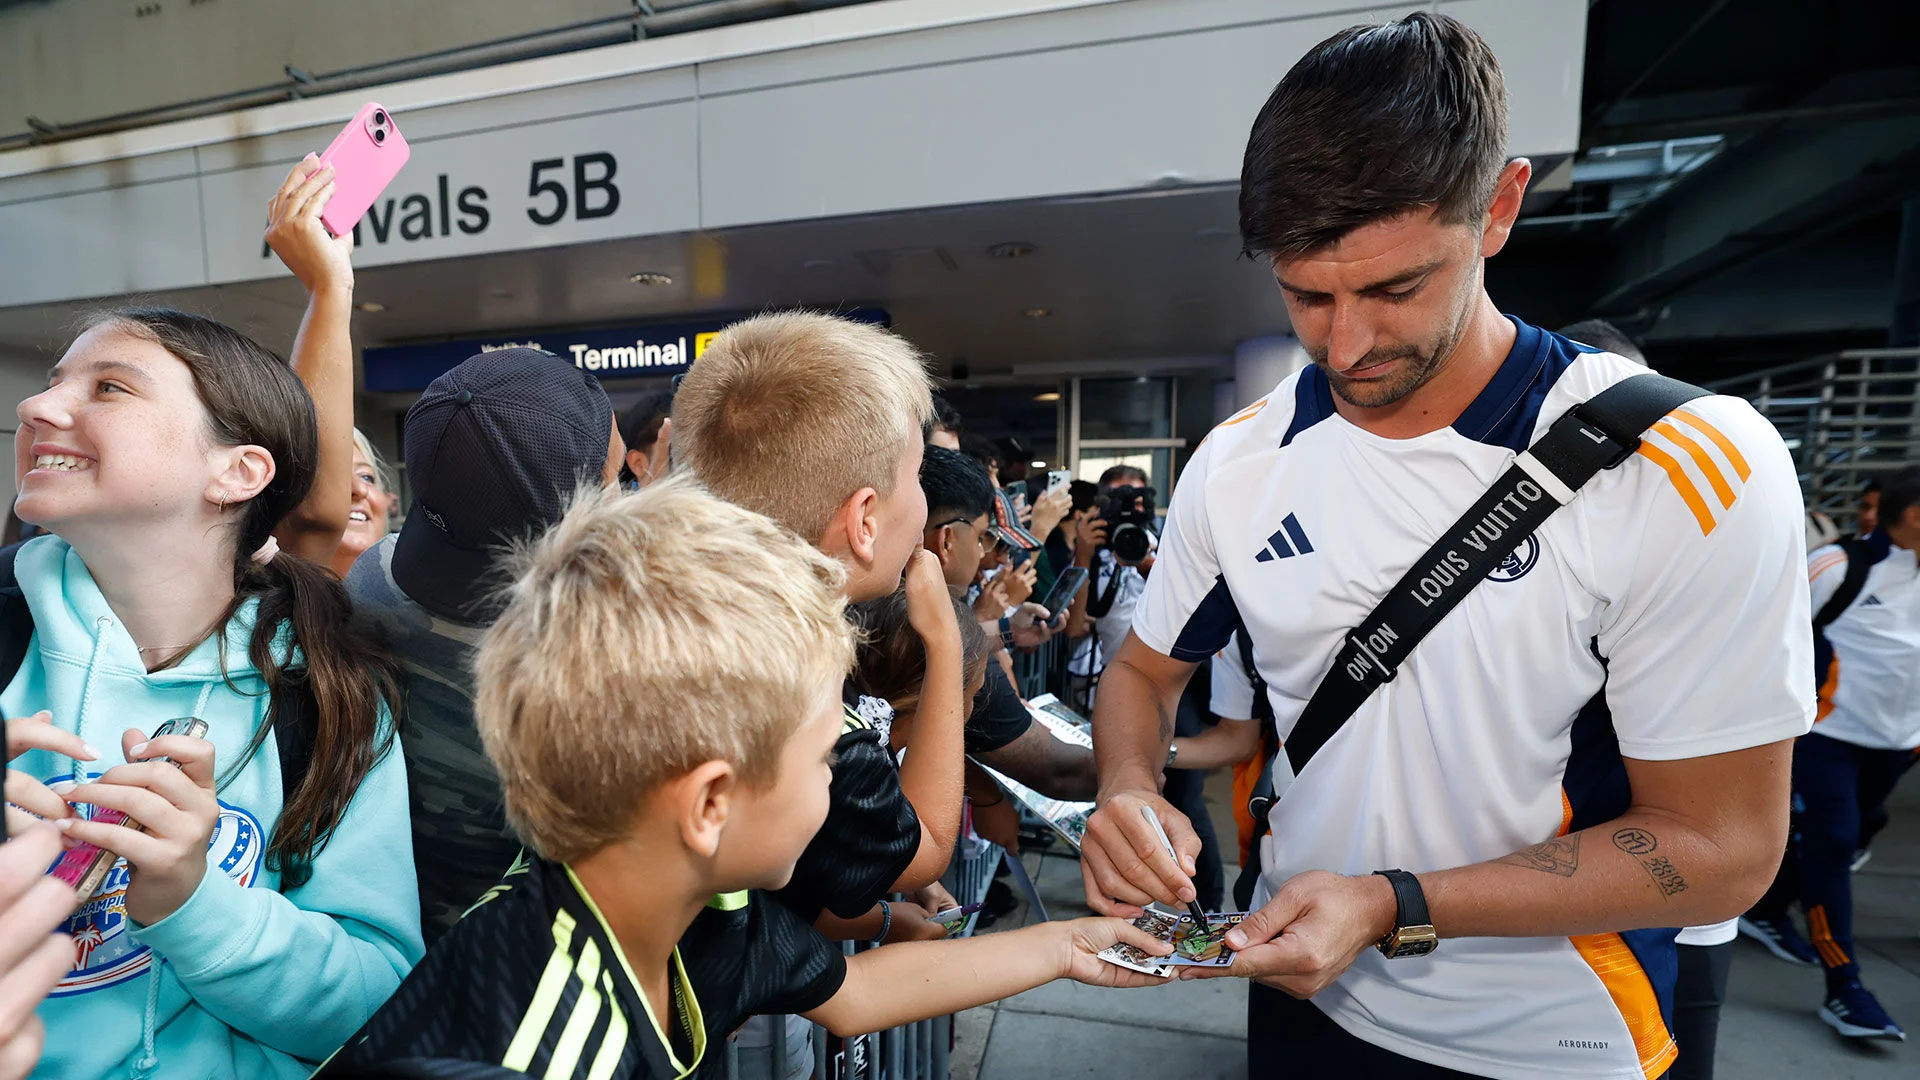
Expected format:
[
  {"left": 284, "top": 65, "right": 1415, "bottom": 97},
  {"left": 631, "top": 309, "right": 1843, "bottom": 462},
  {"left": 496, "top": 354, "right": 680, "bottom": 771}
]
[
  {"left": 67, "top": 616, "right": 112, "bottom": 783},
  {"left": 131, "top": 681, "right": 216, "bottom": 1078}
]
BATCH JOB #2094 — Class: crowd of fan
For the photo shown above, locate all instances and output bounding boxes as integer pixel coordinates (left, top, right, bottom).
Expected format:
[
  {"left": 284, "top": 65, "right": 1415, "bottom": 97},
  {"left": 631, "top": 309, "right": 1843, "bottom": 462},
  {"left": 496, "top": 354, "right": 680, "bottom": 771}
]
[{"left": 0, "top": 151, "right": 1184, "bottom": 1080}]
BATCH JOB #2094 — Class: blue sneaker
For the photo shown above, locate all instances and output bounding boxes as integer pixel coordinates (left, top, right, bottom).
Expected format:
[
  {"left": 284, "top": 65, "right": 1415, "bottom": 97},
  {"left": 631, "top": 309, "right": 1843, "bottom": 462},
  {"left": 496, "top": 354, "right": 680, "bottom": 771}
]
[
  {"left": 1821, "top": 980, "right": 1906, "bottom": 1040},
  {"left": 1739, "top": 915, "right": 1819, "bottom": 966}
]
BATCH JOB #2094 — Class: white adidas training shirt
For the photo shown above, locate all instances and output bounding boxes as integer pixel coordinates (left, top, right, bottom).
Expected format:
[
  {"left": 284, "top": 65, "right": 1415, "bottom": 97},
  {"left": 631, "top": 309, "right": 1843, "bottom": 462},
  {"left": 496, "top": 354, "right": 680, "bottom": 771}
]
[
  {"left": 1808, "top": 535, "right": 1920, "bottom": 750},
  {"left": 1131, "top": 319, "right": 1815, "bottom": 1080}
]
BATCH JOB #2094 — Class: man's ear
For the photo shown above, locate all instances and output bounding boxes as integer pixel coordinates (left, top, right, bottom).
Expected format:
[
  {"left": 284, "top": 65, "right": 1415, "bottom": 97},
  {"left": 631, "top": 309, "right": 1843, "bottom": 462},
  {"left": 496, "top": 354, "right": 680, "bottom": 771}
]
[
  {"left": 205, "top": 444, "right": 276, "bottom": 510},
  {"left": 1481, "top": 158, "right": 1532, "bottom": 258},
  {"left": 825, "top": 487, "right": 882, "bottom": 568},
  {"left": 673, "top": 760, "right": 738, "bottom": 860}
]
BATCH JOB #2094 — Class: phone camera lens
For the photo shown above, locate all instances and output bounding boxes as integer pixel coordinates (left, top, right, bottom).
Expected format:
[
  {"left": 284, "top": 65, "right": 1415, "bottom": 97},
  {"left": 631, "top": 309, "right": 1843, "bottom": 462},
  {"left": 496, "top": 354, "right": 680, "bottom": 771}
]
[
  {"left": 373, "top": 127, "right": 386, "bottom": 143},
  {"left": 373, "top": 110, "right": 387, "bottom": 126}
]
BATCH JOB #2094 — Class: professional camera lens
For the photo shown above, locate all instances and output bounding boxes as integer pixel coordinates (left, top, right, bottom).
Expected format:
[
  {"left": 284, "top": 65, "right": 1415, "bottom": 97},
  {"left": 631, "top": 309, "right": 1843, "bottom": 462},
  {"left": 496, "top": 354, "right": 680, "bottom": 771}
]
[
  {"left": 373, "top": 127, "right": 386, "bottom": 143},
  {"left": 1111, "top": 523, "right": 1152, "bottom": 564},
  {"left": 373, "top": 110, "right": 388, "bottom": 126}
]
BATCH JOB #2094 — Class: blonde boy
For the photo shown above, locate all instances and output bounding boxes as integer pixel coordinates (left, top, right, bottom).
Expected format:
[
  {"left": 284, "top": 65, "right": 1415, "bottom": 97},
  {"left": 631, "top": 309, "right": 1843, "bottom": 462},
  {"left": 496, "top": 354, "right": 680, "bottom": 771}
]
[
  {"left": 319, "top": 479, "right": 1167, "bottom": 1079},
  {"left": 673, "top": 312, "right": 966, "bottom": 933}
]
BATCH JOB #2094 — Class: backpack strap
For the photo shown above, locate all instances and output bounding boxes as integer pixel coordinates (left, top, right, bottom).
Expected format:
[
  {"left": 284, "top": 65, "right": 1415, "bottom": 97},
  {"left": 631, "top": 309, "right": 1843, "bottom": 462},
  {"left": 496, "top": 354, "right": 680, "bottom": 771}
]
[
  {"left": 1813, "top": 537, "right": 1879, "bottom": 629},
  {"left": 269, "top": 677, "right": 321, "bottom": 888},
  {"left": 1281, "top": 373, "right": 1712, "bottom": 777}
]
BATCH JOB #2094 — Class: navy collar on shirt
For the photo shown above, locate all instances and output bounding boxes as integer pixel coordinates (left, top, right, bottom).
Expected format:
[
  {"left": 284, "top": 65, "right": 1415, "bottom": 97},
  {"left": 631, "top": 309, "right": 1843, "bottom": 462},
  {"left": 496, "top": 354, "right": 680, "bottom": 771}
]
[{"left": 1281, "top": 317, "right": 1588, "bottom": 453}]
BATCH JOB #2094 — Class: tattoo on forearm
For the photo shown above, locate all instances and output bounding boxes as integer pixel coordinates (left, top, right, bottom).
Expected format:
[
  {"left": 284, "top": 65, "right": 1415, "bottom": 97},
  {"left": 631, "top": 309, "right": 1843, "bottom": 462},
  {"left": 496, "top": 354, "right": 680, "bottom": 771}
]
[
  {"left": 1613, "top": 827, "right": 1689, "bottom": 898},
  {"left": 1496, "top": 833, "right": 1581, "bottom": 877}
]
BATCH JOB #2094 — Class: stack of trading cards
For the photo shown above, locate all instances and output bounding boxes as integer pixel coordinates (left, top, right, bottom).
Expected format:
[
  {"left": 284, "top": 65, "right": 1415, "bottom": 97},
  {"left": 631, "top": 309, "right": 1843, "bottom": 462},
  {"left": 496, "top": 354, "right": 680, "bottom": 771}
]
[{"left": 1097, "top": 906, "right": 1249, "bottom": 978}]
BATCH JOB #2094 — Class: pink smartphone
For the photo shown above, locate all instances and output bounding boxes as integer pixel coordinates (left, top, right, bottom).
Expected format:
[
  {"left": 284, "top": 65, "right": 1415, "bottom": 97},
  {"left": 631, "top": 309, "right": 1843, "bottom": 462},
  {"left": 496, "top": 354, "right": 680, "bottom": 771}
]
[
  {"left": 315, "top": 102, "right": 411, "bottom": 238},
  {"left": 47, "top": 718, "right": 208, "bottom": 907}
]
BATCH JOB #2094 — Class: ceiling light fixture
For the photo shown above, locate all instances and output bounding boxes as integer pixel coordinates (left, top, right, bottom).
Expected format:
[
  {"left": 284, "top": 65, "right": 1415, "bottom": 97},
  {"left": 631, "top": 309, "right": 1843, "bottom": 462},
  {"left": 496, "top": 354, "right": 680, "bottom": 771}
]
[
  {"left": 1029, "top": 460, "right": 1047, "bottom": 469},
  {"left": 987, "top": 242, "right": 1037, "bottom": 259},
  {"left": 356, "top": 301, "right": 385, "bottom": 313},
  {"left": 1033, "top": 391, "right": 1062, "bottom": 403},
  {"left": 628, "top": 272, "right": 674, "bottom": 286},
  {"left": 1024, "top": 308, "right": 1051, "bottom": 319}
]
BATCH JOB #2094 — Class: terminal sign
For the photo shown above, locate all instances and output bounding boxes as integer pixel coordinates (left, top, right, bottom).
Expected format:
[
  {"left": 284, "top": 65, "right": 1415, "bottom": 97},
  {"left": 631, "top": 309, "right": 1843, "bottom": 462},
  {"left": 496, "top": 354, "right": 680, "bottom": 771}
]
[{"left": 362, "top": 309, "right": 888, "bottom": 393}]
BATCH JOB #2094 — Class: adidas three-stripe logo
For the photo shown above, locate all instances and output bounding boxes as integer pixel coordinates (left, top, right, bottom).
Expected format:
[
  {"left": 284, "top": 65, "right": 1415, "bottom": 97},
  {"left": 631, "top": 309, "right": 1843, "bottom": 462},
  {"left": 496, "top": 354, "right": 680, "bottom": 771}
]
[
  {"left": 1860, "top": 595, "right": 1884, "bottom": 607},
  {"left": 1255, "top": 513, "right": 1314, "bottom": 562}
]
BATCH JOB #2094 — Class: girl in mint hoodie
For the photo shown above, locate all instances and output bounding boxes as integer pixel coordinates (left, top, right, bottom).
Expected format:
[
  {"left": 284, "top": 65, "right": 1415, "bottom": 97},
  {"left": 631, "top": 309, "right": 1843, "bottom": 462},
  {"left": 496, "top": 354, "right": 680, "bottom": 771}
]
[{"left": 2, "top": 308, "right": 423, "bottom": 1079}]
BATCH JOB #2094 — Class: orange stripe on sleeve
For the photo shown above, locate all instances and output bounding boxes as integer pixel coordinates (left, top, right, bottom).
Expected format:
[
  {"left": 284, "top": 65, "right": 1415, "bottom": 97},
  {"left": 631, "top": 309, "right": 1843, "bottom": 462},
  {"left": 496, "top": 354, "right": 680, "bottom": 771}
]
[
  {"left": 1651, "top": 421, "right": 1736, "bottom": 509},
  {"left": 1637, "top": 441, "right": 1717, "bottom": 536},
  {"left": 1558, "top": 790, "right": 1575, "bottom": 837},
  {"left": 1570, "top": 934, "right": 1680, "bottom": 1079},
  {"left": 1669, "top": 411, "right": 1752, "bottom": 482},
  {"left": 1809, "top": 553, "right": 1848, "bottom": 581},
  {"left": 1218, "top": 397, "right": 1270, "bottom": 428}
]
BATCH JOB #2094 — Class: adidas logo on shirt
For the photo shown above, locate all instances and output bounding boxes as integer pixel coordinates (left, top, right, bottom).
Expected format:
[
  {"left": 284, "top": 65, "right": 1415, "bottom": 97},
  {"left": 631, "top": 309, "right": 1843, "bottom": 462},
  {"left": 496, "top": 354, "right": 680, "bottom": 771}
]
[
  {"left": 1255, "top": 513, "right": 1314, "bottom": 562},
  {"left": 1859, "top": 594, "right": 1884, "bottom": 607}
]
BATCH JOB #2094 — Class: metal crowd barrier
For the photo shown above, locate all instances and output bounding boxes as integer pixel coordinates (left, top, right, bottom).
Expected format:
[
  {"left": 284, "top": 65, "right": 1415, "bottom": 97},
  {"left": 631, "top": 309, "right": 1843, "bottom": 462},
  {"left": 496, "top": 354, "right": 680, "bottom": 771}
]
[{"left": 718, "top": 830, "right": 1007, "bottom": 1080}]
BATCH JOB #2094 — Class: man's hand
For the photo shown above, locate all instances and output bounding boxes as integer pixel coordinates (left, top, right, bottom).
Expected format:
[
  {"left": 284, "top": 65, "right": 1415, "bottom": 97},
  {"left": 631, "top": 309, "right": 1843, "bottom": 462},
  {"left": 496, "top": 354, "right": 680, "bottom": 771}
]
[
  {"left": 1079, "top": 789, "right": 1201, "bottom": 918},
  {"left": 62, "top": 728, "right": 219, "bottom": 926},
  {"left": 1071, "top": 510, "right": 1107, "bottom": 568},
  {"left": 265, "top": 155, "right": 354, "bottom": 294},
  {"left": 903, "top": 550, "right": 962, "bottom": 653},
  {"left": 1008, "top": 603, "right": 1054, "bottom": 650},
  {"left": 1180, "top": 870, "right": 1397, "bottom": 997},
  {"left": 910, "top": 882, "right": 959, "bottom": 915},
  {"left": 1054, "top": 918, "right": 1176, "bottom": 988},
  {"left": 1031, "top": 486, "right": 1072, "bottom": 542},
  {"left": 971, "top": 574, "right": 1013, "bottom": 620},
  {"left": 1002, "top": 562, "right": 1038, "bottom": 607}
]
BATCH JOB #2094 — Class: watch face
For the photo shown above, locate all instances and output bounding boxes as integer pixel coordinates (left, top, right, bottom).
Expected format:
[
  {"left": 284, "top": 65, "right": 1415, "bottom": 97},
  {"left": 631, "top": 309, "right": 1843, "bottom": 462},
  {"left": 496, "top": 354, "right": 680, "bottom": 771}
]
[{"left": 1382, "top": 925, "right": 1438, "bottom": 959}]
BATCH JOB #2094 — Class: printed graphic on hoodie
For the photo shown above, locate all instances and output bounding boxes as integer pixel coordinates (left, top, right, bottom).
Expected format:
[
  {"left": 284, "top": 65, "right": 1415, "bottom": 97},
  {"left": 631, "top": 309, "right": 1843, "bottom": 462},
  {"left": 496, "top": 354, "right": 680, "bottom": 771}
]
[{"left": 45, "top": 774, "right": 265, "bottom": 996}]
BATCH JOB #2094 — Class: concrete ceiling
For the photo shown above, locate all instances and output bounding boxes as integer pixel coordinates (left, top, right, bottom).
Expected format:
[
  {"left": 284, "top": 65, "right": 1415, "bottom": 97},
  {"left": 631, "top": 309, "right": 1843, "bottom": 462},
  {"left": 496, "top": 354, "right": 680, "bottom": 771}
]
[{"left": 0, "top": 183, "right": 1288, "bottom": 387}]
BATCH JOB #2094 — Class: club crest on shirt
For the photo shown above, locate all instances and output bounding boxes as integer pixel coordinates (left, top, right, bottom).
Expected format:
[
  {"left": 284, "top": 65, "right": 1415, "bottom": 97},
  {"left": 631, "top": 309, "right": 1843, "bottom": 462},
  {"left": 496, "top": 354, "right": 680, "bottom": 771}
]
[
  {"left": 43, "top": 775, "right": 265, "bottom": 996},
  {"left": 1489, "top": 536, "right": 1541, "bottom": 583}
]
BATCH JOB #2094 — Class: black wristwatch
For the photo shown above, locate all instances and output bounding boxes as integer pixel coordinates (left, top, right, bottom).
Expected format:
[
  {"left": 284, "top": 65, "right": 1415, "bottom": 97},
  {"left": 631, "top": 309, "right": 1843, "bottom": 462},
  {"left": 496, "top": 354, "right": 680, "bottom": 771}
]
[{"left": 1372, "top": 869, "right": 1438, "bottom": 958}]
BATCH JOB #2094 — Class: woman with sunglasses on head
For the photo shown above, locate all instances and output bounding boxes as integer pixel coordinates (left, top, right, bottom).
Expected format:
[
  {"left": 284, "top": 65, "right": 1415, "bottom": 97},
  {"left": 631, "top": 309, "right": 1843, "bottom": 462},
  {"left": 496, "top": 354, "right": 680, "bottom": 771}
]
[{"left": 1, "top": 308, "right": 421, "bottom": 1079}]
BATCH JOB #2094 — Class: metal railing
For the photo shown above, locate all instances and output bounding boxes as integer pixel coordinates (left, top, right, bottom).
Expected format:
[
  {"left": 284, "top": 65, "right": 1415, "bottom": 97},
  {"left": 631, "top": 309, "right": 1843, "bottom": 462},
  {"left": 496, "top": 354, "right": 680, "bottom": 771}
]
[
  {"left": 1704, "top": 348, "right": 1920, "bottom": 515},
  {"left": 717, "top": 829, "right": 1007, "bottom": 1080}
]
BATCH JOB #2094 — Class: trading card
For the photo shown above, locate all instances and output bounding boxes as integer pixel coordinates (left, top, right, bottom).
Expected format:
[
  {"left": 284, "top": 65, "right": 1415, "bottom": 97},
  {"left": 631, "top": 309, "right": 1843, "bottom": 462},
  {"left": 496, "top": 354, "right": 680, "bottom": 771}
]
[
  {"left": 1097, "top": 907, "right": 1181, "bottom": 978},
  {"left": 1165, "top": 912, "right": 1247, "bottom": 967}
]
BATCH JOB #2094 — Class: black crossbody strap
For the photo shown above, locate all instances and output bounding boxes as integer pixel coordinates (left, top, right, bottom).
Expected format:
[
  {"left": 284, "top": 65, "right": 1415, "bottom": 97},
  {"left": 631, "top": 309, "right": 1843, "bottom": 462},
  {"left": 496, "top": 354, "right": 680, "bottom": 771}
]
[
  {"left": 1282, "top": 373, "right": 1711, "bottom": 776},
  {"left": 1813, "top": 537, "right": 1876, "bottom": 629}
]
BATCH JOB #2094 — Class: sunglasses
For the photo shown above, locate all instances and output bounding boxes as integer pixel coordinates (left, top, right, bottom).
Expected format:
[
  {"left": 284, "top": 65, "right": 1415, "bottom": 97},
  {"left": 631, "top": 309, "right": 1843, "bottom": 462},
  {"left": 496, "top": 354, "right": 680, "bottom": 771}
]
[{"left": 934, "top": 516, "right": 1005, "bottom": 550}]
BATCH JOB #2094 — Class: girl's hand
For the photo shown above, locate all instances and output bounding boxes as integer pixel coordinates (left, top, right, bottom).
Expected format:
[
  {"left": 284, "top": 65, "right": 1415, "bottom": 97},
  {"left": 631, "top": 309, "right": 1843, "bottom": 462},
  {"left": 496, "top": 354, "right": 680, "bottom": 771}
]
[
  {"left": 266, "top": 155, "right": 355, "bottom": 294},
  {"left": 4, "top": 712, "right": 95, "bottom": 833},
  {"left": 61, "top": 728, "right": 218, "bottom": 926},
  {"left": 903, "top": 550, "right": 962, "bottom": 651},
  {"left": 1055, "top": 918, "right": 1174, "bottom": 988},
  {"left": 0, "top": 824, "right": 77, "bottom": 1080},
  {"left": 883, "top": 902, "right": 953, "bottom": 944}
]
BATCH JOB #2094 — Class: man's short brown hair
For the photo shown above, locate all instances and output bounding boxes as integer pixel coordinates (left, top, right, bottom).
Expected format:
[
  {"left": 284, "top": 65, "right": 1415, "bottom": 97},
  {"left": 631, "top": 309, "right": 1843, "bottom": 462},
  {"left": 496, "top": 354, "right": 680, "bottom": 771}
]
[
  {"left": 474, "top": 477, "right": 856, "bottom": 863},
  {"left": 1239, "top": 11, "right": 1508, "bottom": 260},
  {"left": 671, "top": 311, "right": 934, "bottom": 542}
]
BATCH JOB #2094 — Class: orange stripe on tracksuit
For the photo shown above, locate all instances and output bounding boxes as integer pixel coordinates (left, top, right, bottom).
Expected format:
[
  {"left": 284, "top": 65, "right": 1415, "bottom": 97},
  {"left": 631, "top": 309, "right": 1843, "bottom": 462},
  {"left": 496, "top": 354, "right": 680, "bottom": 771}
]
[
  {"left": 1559, "top": 789, "right": 1679, "bottom": 1079},
  {"left": 1807, "top": 905, "right": 1852, "bottom": 968}
]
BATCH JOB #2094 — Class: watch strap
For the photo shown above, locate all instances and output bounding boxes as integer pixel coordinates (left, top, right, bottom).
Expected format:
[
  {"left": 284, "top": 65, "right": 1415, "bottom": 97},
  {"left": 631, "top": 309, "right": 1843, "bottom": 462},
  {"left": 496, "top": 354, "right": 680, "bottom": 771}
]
[{"left": 1373, "top": 869, "right": 1430, "bottom": 930}]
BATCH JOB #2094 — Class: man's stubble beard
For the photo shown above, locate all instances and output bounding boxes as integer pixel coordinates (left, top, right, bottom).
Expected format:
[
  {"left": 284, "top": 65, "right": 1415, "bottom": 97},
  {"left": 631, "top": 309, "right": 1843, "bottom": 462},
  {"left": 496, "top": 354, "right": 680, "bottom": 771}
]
[{"left": 1310, "top": 272, "right": 1478, "bottom": 410}]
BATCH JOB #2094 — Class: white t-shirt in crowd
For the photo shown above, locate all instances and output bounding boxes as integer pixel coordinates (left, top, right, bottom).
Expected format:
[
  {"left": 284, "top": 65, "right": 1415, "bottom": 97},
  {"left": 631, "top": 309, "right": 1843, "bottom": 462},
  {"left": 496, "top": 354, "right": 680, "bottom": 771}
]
[
  {"left": 1069, "top": 547, "right": 1148, "bottom": 678},
  {"left": 1131, "top": 318, "right": 1814, "bottom": 1080},
  {"left": 1808, "top": 535, "right": 1920, "bottom": 750}
]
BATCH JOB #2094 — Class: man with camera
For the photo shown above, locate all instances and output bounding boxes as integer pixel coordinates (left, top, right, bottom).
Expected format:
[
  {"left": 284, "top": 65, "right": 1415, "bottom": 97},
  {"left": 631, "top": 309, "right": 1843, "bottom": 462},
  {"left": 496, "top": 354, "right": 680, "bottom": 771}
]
[
  {"left": 1082, "top": 13, "right": 1811, "bottom": 1079},
  {"left": 1064, "top": 466, "right": 1158, "bottom": 683}
]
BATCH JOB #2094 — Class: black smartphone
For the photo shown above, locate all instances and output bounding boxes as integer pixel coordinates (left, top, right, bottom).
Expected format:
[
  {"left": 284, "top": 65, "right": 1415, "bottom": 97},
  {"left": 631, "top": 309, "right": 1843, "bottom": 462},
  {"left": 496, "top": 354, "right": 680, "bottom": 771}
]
[
  {"left": 1003, "top": 480, "right": 1028, "bottom": 500},
  {"left": 1008, "top": 547, "right": 1032, "bottom": 570},
  {"left": 1038, "top": 566, "right": 1089, "bottom": 618}
]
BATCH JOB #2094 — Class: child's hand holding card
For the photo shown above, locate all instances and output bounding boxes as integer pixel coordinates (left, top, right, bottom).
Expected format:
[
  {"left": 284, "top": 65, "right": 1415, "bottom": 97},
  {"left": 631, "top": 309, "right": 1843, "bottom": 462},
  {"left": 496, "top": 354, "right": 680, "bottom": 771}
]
[{"left": 1096, "top": 906, "right": 1249, "bottom": 978}]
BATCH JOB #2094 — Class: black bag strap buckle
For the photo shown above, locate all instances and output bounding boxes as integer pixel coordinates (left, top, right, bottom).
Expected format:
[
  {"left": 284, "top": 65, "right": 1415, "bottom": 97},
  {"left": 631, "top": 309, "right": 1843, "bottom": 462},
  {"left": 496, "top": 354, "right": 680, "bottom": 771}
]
[{"left": 1557, "top": 402, "right": 1639, "bottom": 471}]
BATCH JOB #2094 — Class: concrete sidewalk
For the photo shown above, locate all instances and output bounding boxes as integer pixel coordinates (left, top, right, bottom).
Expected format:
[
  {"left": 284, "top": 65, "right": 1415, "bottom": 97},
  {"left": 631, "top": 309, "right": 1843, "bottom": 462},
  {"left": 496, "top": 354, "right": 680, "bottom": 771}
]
[{"left": 955, "top": 772, "right": 1920, "bottom": 1079}]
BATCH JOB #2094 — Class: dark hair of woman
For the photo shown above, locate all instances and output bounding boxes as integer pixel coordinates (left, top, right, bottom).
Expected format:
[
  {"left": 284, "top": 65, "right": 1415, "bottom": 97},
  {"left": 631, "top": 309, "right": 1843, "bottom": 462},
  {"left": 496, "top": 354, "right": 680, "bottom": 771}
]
[{"left": 90, "top": 308, "right": 405, "bottom": 883}]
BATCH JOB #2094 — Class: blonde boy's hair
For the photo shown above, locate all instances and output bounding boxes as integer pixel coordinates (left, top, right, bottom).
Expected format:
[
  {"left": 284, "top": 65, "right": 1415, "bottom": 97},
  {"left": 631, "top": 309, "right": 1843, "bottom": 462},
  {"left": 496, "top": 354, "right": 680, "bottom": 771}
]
[
  {"left": 671, "top": 311, "right": 934, "bottom": 542},
  {"left": 473, "top": 477, "right": 856, "bottom": 863}
]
